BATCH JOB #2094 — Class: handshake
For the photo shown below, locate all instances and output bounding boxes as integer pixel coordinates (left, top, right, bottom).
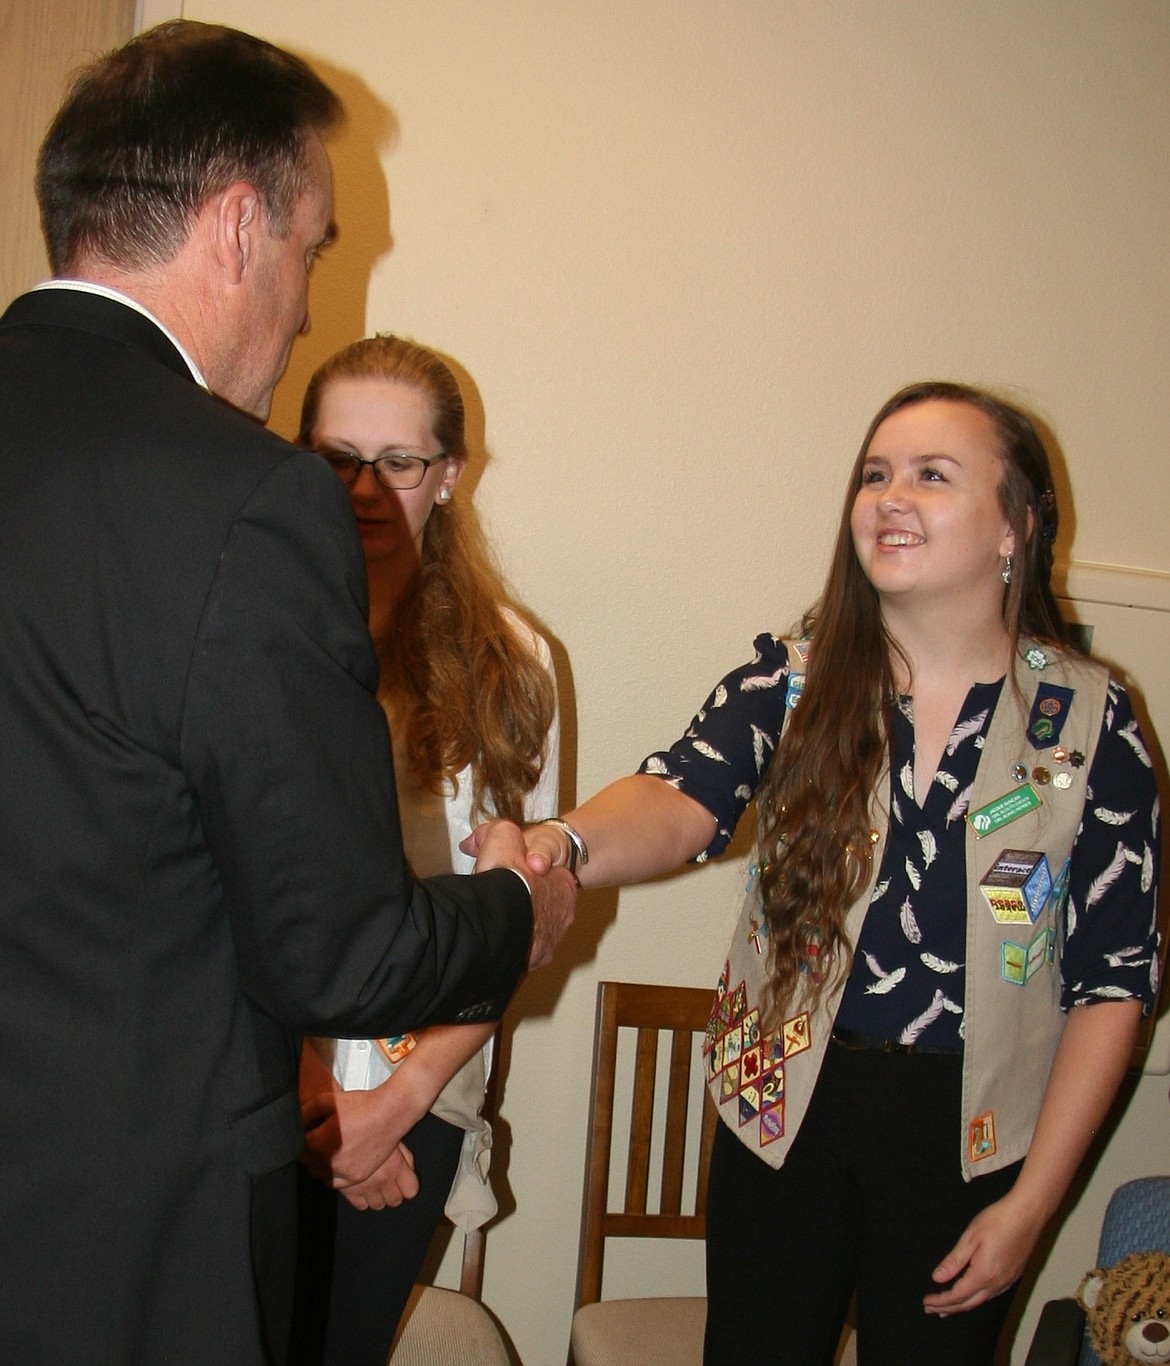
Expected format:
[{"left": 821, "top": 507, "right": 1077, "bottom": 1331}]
[{"left": 462, "top": 818, "right": 584, "bottom": 971}]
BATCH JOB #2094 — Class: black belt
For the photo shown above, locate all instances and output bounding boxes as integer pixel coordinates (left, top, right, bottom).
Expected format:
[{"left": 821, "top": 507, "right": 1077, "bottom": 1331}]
[{"left": 830, "top": 1026, "right": 959, "bottom": 1057}]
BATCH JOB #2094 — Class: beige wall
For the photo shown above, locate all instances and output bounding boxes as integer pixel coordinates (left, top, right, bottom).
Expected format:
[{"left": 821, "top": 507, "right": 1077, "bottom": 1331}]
[
  {"left": 26, "top": 1, "right": 1168, "bottom": 1360},
  {"left": 0, "top": 0, "right": 135, "bottom": 303}
]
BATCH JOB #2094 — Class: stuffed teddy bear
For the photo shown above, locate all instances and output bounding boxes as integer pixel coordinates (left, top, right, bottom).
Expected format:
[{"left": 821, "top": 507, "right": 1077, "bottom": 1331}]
[{"left": 1077, "top": 1251, "right": 1170, "bottom": 1364}]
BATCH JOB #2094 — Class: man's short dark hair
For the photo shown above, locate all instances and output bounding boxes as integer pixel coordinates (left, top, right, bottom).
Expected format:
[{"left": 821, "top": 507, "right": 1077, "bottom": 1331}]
[{"left": 37, "top": 20, "right": 343, "bottom": 275}]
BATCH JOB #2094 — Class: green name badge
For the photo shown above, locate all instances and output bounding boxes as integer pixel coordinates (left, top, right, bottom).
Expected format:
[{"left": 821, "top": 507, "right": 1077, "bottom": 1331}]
[{"left": 967, "top": 784, "right": 1041, "bottom": 839}]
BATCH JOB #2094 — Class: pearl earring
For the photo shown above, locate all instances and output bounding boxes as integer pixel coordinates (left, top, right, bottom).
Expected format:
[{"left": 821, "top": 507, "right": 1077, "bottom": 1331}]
[
  {"left": 437, "top": 487, "right": 452, "bottom": 504},
  {"left": 1002, "top": 553, "right": 1013, "bottom": 585}
]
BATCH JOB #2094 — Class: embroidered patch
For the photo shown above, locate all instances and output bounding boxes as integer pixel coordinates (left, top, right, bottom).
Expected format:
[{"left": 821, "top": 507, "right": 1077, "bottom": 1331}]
[
  {"left": 1049, "top": 857, "right": 1072, "bottom": 916},
  {"left": 760, "top": 1067, "right": 784, "bottom": 1112},
  {"left": 376, "top": 1033, "right": 417, "bottom": 1065},
  {"left": 739, "top": 1065, "right": 785, "bottom": 1132},
  {"left": 719, "top": 1059, "right": 740, "bottom": 1102},
  {"left": 969, "top": 1111, "right": 997, "bottom": 1162},
  {"left": 1026, "top": 682, "right": 1074, "bottom": 750},
  {"left": 738, "top": 1085, "right": 761, "bottom": 1126},
  {"left": 979, "top": 850, "right": 1052, "bottom": 924},
  {"left": 783, "top": 1012, "right": 811, "bottom": 1057},
  {"left": 1000, "top": 927, "right": 1051, "bottom": 986},
  {"left": 740, "top": 1045, "right": 762, "bottom": 1085},
  {"left": 760, "top": 1103, "right": 785, "bottom": 1146},
  {"left": 742, "top": 1008, "right": 761, "bottom": 1049},
  {"left": 705, "top": 962, "right": 798, "bottom": 1148}
]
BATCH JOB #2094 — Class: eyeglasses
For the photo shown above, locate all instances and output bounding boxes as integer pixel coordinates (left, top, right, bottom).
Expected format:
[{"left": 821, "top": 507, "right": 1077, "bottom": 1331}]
[{"left": 314, "top": 449, "right": 447, "bottom": 490}]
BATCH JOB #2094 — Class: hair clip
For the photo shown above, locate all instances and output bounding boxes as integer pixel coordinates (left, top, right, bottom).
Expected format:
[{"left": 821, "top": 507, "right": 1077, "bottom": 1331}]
[{"left": 1038, "top": 487, "right": 1058, "bottom": 544}]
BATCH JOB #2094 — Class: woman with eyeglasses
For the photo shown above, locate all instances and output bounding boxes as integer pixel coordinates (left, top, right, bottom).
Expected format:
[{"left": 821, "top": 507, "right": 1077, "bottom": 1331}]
[
  {"left": 473, "top": 382, "right": 1160, "bottom": 1365},
  {"left": 289, "top": 334, "right": 559, "bottom": 1365}
]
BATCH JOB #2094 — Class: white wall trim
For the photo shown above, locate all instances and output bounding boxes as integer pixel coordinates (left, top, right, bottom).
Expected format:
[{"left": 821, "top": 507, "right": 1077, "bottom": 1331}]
[{"left": 1055, "top": 560, "right": 1170, "bottom": 614}]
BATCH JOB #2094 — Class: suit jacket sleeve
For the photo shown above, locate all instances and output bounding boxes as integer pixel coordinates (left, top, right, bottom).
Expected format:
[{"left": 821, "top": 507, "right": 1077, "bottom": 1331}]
[{"left": 181, "top": 449, "right": 532, "bottom": 1036}]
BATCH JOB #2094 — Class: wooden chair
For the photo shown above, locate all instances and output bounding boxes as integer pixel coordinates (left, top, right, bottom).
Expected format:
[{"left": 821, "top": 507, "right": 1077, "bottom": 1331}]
[
  {"left": 388, "top": 1035, "right": 513, "bottom": 1366},
  {"left": 387, "top": 1246, "right": 511, "bottom": 1366},
  {"left": 569, "top": 980, "right": 718, "bottom": 1365}
]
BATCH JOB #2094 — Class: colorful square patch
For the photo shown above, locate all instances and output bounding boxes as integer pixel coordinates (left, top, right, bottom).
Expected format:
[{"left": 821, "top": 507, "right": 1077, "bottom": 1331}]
[
  {"left": 783, "top": 1012, "right": 811, "bottom": 1057},
  {"left": 969, "top": 1111, "right": 996, "bottom": 1162}
]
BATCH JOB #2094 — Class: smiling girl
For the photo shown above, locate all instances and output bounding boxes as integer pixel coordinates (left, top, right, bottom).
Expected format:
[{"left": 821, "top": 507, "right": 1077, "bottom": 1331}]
[{"left": 487, "top": 381, "right": 1160, "bottom": 1365}]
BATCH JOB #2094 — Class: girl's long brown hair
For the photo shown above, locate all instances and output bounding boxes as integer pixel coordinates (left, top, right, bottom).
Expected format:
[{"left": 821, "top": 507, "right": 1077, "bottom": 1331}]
[
  {"left": 300, "top": 335, "right": 556, "bottom": 823},
  {"left": 754, "top": 381, "right": 1067, "bottom": 1025}
]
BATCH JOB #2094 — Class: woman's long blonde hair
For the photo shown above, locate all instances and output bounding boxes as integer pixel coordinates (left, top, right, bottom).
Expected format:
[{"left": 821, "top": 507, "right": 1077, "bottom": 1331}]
[
  {"left": 754, "top": 381, "right": 1067, "bottom": 1025},
  {"left": 300, "top": 335, "right": 556, "bottom": 822}
]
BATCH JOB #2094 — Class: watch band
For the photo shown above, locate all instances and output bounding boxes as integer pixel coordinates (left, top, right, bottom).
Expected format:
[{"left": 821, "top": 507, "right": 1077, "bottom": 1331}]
[{"left": 538, "top": 817, "right": 589, "bottom": 875}]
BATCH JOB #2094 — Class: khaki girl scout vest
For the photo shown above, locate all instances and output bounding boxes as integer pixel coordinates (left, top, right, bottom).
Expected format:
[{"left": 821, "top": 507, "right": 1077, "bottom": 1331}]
[{"left": 704, "top": 641, "right": 1110, "bottom": 1180}]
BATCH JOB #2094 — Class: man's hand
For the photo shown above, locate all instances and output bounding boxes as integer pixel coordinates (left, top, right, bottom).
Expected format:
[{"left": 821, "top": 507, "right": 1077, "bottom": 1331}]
[
  {"left": 524, "top": 863, "right": 577, "bottom": 969},
  {"left": 472, "top": 818, "right": 577, "bottom": 969}
]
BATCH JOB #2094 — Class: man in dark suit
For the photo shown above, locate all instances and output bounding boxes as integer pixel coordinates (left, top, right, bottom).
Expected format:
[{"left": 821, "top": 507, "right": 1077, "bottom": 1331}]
[{"left": 0, "top": 21, "right": 575, "bottom": 1364}]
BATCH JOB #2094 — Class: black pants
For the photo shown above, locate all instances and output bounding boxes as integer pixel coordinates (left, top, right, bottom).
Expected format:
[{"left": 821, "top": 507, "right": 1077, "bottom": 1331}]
[
  {"left": 288, "top": 1110, "right": 465, "bottom": 1366},
  {"left": 704, "top": 1042, "right": 1021, "bottom": 1366}
]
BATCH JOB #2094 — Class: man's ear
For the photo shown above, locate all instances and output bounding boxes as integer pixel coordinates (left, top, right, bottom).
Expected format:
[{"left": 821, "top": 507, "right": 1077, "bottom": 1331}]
[{"left": 205, "top": 181, "right": 263, "bottom": 284}]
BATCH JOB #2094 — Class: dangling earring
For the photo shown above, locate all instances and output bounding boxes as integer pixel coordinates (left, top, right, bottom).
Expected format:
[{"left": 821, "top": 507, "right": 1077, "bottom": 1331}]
[
  {"left": 1002, "top": 553, "right": 1013, "bottom": 585},
  {"left": 437, "top": 487, "right": 452, "bottom": 504}
]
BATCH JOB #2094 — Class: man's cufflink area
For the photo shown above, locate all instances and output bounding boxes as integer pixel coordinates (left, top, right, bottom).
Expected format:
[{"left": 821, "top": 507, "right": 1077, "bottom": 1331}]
[{"left": 455, "top": 1001, "right": 497, "bottom": 1023}]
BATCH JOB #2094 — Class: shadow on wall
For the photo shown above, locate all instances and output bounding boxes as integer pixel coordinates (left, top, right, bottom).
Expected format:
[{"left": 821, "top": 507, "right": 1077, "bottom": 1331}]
[{"left": 268, "top": 53, "right": 396, "bottom": 443}]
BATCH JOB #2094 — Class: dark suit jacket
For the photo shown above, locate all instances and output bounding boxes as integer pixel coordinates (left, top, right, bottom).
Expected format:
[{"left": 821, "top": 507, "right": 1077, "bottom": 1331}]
[{"left": 0, "top": 288, "right": 532, "bottom": 1363}]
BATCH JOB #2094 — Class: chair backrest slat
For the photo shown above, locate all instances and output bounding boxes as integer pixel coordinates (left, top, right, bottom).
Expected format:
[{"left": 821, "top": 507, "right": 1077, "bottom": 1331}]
[
  {"left": 624, "top": 1026, "right": 659, "bottom": 1213},
  {"left": 660, "top": 1029, "right": 695, "bottom": 1216}
]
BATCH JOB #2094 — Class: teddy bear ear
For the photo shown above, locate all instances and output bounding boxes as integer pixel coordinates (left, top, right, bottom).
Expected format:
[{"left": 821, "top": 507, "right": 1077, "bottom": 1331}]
[{"left": 1077, "top": 1269, "right": 1106, "bottom": 1311}]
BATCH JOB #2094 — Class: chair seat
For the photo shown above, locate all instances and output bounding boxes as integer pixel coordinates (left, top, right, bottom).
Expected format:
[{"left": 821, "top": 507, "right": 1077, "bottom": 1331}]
[
  {"left": 389, "top": 1286, "right": 512, "bottom": 1366},
  {"left": 571, "top": 1296, "right": 706, "bottom": 1365}
]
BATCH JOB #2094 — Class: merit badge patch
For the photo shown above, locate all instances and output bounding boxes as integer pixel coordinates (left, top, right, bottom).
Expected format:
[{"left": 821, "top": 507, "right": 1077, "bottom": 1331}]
[
  {"left": 782, "top": 1012, "right": 811, "bottom": 1057},
  {"left": 979, "top": 849, "right": 1052, "bottom": 924},
  {"left": 969, "top": 1111, "right": 997, "bottom": 1162},
  {"left": 1000, "top": 927, "right": 1052, "bottom": 986},
  {"left": 376, "top": 1033, "right": 417, "bottom": 1065},
  {"left": 1026, "top": 682, "right": 1075, "bottom": 750},
  {"left": 705, "top": 962, "right": 802, "bottom": 1149}
]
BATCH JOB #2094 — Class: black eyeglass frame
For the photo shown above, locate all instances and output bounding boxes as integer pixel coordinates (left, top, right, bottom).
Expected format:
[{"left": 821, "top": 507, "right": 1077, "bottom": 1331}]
[{"left": 314, "top": 449, "right": 448, "bottom": 490}]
